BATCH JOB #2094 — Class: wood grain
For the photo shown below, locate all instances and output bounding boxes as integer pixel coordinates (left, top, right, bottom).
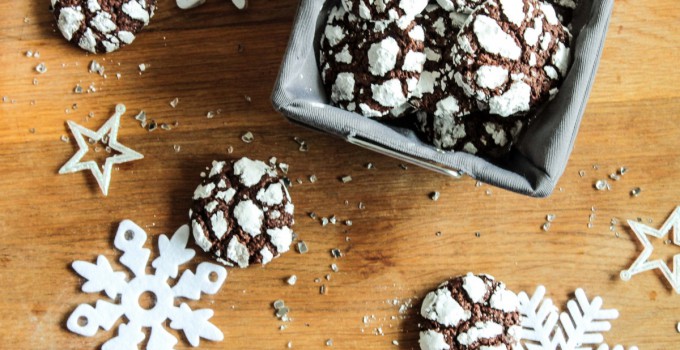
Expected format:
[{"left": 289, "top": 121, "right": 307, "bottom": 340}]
[{"left": 1, "top": 0, "right": 679, "bottom": 349}]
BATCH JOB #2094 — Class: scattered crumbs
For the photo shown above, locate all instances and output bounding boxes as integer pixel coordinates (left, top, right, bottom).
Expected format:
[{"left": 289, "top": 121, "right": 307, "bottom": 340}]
[
  {"left": 579, "top": 170, "right": 586, "bottom": 177},
  {"left": 399, "top": 164, "right": 408, "bottom": 170},
  {"left": 309, "top": 174, "right": 317, "bottom": 183},
  {"left": 116, "top": 73, "right": 121, "bottom": 79},
  {"left": 33, "top": 78, "right": 38, "bottom": 85},
  {"left": 344, "top": 220, "right": 352, "bottom": 226},
  {"left": 475, "top": 181, "right": 483, "bottom": 187},
  {"left": 320, "top": 285, "right": 327, "bottom": 295},
  {"left": 321, "top": 217, "right": 329, "bottom": 227},
  {"left": 430, "top": 191, "right": 440, "bottom": 201},
  {"left": 25, "top": 50, "right": 33, "bottom": 57},
  {"left": 546, "top": 214, "right": 556, "bottom": 222},
  {"left": 286, "top": 275, "right": 297, "bottom": 286},
  {"left": 138, "top": 63, "right": 147, "bottom": 72},
  {"left": 630, "top": 187, "right": 642, "bottom": 197},
  {"left": 594, "top": 179, "right": 609, "bottom": 191},
  {"left": 279, "top": 163, "right": 289, "bottom": 174},
  {"left": 331, "top": 263, "right": 338, "bottom": 272},
  {"left": 88, "top": 60, "right": 104, "bottom": 75},
  {"left": 134, "top": 110, "right": 147, "bottom": 127},
  {"left": 593, "top": 164, "right": 599, "bottom": 170},
  {"left": 485, "top": 189, "right": 492, "bottom": 196},
  {"left": 269, "top": 156, "right": 277, "bottom": 165},
  {"left": 160, "top": 123, "right": 172, "bottom": 131},
  {"left": 287, "top": 341, "right": 292, "bottom": 348},
  {"left": 341, "top": 175, "right": 352, "bottom": 183},
  {"left": 325, "top": 339, "right": 333, "bottom": 346},
  {"left": 296, "top": 178, "right": 303, "bottom": 184},
  {"left": 227, "top": 145, "right": 234, "bottom": 154},
  {"left": 392, "top": 340, "right": 399, "bottom": 346},
  {"left": 169, "top": 98, "right": 179, "bottom": 108},
  {"left": 325, "top": 274, "right": 331, "bottom": 281},
  {"left": 28, "top": 128, "right": 36, "bottom": 134},
  {"left": 329, "top": 215, "right": 337, "bottom": 225},
  {"left": 435, "top": 231, "right": 442, "bottom": 237},
  {"left": 35, "top": 63, "right": 47, "bottom": 74},
  {"left": 344, "top": 200, "right": 349, "bottom": 206},
  {"left": 475, "top": 232, "right": 481, "bottom": 238},
  {"left": 358, "top": 202, "right": 365, "bottom": 210},
  {"left": 244, "top": 95, "right": 252, "bottom": 103},
  {"left": 173, "top": 145, "right": 181, "bottom": 153},
  {"left": 206, "top": 111, "right": 215, "bottom": 119},
  {"left": 330, "top": 248, "right": 342, "bottom": 258},
  {"left": 293, "top": 136, "right": 308, "bottom": 152},
  {"left": 147, "top": 120, "right": 157, "bottom": 132},
  {"left": 297, "top": 241, "right": 308, "bottom": 254},
  {"left": 60, "top": 135, "right": 69, "bottom": 142},
  {"left": 542, "top": 222, "right": 551, "bottom": 231},
  {"left": 609, "top": 173, "right": 621, "bottom": 181},
  {"left": 676, "top": 321, "right": 680, "bottom": 333},
  {"left": 366, "top": 163, "right": 374, "bottom": 169},
  {"left": 241, "top": 131, "right": 254, "bottom": 143},
  {"left": 314, "top": 278, "right": 321, "bottom": 283},
  {"left": 309, "top": 212, "right": 317, "bottom": 220}
]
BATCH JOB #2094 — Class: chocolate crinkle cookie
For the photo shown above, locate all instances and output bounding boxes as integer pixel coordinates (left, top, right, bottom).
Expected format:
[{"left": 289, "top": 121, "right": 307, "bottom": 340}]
[
  {"left": 419, "top": 273, "right": 521, "bottom": 350},
  {"left": 451, "top": 0, "right": 572, "bottom": 118},
  {"left": 190, "top": 157, "right": 295, "bottom": 268},
  {"left": 320, "top": 5, "right": 427, "bottom": 118},
  {"left": 341, "top": 0, "right": 429, "bottom": 22},
  {"left": 51, "top": 0, "right": 156, "bottom": 53}
]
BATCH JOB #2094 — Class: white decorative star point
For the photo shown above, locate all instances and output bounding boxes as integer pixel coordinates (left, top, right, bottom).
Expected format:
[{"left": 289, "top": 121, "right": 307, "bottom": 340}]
[
  {"left": 621, "top": 206, "right": 680, "bottom": 293},
  {"left": 59, "top": 104, "right": 143, "bottom": 196}
]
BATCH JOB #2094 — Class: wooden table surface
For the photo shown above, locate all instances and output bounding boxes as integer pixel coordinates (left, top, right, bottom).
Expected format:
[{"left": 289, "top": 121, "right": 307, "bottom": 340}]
[{"left": 1, "top": 0, "right": 679, "bottom": 349}]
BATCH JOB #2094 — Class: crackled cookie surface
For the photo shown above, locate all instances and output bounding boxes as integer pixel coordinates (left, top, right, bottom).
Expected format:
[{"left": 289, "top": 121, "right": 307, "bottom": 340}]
[
  {"left": 419, "top": 273, "right": 521, "bottom": 350},
  {"left": 410, "top": 3, "right": 471, "bottom": 113},
  {"left": 341, "top": 0, "right": 429, "bottom": 22},
  {"left": 320, "top": 5, "right": 426, "bottom": 118},
  {"left": 51, "top": 0, "right": 156, "bottom": 53},
  {"left": 190, "top": 158, "right": 295, "bottom": 268},
  {"left": 451, "top": 0, "right": 572, "bottom": 117}
]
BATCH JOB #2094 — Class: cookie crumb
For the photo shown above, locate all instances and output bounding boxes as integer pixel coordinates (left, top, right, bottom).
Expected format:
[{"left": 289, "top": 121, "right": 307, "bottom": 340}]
[
  {"left": 241, "top": 131, "right": 254, "bottom": 143},
  {"left": 35, "top": 63, "right": 47, "bottom": 74},
  {"left": 297, "top": 241, "right": 308, "bottom": 254},
  {"left": 286, "top": 275, "right": 297, "bottom": 286},
  {"left": 341, "top": 175, "right": 352, "bottom": 183},
  {"left": 430, "top": 191, "right": 440, "bottom": 201},
  {"left": 630, "top": 187, "right": 642, "bottom": 197}
]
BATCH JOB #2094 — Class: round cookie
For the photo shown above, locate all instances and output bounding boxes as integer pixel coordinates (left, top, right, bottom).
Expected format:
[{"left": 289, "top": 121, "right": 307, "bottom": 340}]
[
  {"left": 341, "top": 0, "right": 429, "bottom": 22},
  {"left": 435, "top": 0, "right": 486, "bottom": 14},
  {"left": 416, "top": 107, "right": 529, "bottom": 156},
  {"left": 419, "top": 273, "right": 521, "bottom": 350},
  {"left": 190, "top": 158, "right": 295, "bottom": 268},
  {"left": 51, "top": 0, "right": 156, "bottom": 53},
  {"left": 451, "top": 0, "right": 572, "bottom": 117},
  {"left": 410, "top": 4, "right": 470, "bottom": 113},
  {"left": 320, "top": 5, "right": 427, "bottom": 118}
]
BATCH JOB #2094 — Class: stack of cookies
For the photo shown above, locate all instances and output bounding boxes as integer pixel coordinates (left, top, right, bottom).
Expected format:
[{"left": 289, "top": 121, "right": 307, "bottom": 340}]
[{"left": 320, "top": 0, "right": 576, "bottom": 158}]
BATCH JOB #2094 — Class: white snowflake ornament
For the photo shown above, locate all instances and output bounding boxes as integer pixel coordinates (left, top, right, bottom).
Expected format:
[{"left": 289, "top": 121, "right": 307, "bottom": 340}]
[
  {"left": 66, "top": 220, "right": 227, "bottom": 349},
  {"left": 517, "top": 286, "right": 636, "bottom": 350}
]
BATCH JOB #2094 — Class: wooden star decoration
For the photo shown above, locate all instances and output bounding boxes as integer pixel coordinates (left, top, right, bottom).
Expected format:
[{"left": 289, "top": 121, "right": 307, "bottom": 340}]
[
  {"left": 59, "top": 104, "right": 143, "bottom": 196},
  {"left": 621, "top": 206, "right": 680, "bottom": 293}
]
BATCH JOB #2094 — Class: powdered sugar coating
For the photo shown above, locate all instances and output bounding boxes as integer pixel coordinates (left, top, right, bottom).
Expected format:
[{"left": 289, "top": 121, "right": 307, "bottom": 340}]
[
  {"left": 52, "top": 0, "right": 156, "bottom": 54},
  {"left": 190, "top": 158, "right": 295, "bottom": 268},
  {"left": 421, "top": 287, "right": 472, "bottom": 326},
  {"left": 341, "top": 0, "right": 428, "bottom": 21},
  {"left": 320, "top": 5, "right": 425, "bottom": 118},
  {"left": 419, "top": 274, "right": 521, "bottom": 350},
  {"left": 419, "top": 330, "right": 451, "bottom": 350},
  {"left": 451, "top": 0, "right": 572, "bottom": 117}
]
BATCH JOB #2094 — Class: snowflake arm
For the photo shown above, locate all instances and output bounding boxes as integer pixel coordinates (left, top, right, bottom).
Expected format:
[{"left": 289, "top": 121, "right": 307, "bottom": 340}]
[
  {"left": 170, "top": 303, "right": 224, "bottom": 347},
  {"left": 101, "top": 322, "right": 145, "bottom": 350},
  {"left": 173, "top": 262, "right": 228, "bottom": 300},
  {"left": 67, "top": 300, "right": 124, "bottom": 336},
  {"left": 147, "top": 324, "right": 179, "bottom": 350},
  {"left": 518, "top": 285, "right": 561, "bottom": 350},
  {"left": 72, "top": 255, "right": 127, "bottom": 298},
  {"left": 152, "top": 224, "right": 195, "bottom": 280},
  {"left": 559, "top": 289, "right": 618, "bottom": 350},
  {"left": 114, "top": 220, "right": 151, "bottom": 277}
]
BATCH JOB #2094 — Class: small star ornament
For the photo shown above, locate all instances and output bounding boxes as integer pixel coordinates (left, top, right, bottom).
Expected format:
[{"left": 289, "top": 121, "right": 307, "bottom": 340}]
[
  {"left": 621, "top": 206, "right": 680, "bottom": 293},
  {"left": 59, "top": 104, "right": 143, "bottom": 196}
]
